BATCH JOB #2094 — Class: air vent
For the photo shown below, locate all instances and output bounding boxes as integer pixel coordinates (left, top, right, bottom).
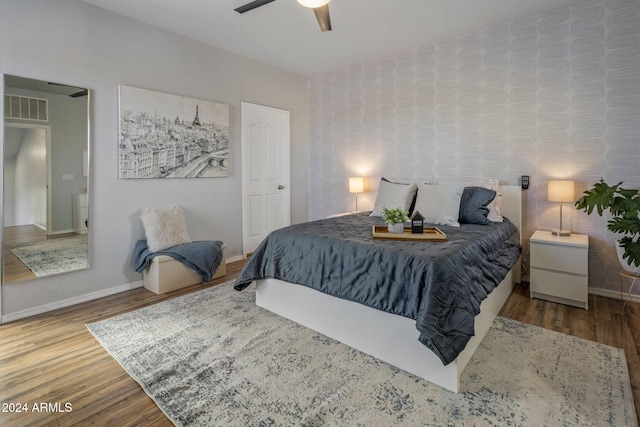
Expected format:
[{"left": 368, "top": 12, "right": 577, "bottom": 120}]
[{"left": 4, "top": 94, "right": 48, "bottom": 121}]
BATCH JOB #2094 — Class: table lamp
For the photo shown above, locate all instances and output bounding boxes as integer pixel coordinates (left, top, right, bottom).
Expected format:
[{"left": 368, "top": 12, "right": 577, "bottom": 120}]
[
  {"left": 548, "top": 180, "right": 575, "bottom": 236},
  {"left": 348, "top": 177, "right": 364, "bottom": 212}
]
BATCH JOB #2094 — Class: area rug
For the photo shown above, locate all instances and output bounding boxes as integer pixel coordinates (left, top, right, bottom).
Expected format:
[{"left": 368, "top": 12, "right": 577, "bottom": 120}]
[
  {"left": 6, "top": 234, "right": 88, "bottom": 277},
  {"left": 87, "top": 282, "right": 637, "bottom": 427}
]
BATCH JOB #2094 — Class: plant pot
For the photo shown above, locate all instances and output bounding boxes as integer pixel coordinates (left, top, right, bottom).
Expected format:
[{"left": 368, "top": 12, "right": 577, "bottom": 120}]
[
  {"left": 387, "top": 223, "right": 405, "bottom": 234},
  {"left": 616, "top": 241, "right": 640, "bottom": 276}
]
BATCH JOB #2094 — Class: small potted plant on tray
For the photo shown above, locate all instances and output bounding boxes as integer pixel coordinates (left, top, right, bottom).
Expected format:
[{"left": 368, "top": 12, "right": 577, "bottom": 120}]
[
  {"left": 382, "top": 207, "right": 409, "bottom": 234},
  {"left": 575, "top": 179, "right": 640, "bottom": 275}
]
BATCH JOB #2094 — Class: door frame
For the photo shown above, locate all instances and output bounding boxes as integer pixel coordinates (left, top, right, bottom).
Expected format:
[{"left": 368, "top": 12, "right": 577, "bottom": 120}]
[
  {"left": 241, "top": 102, "right": 290, "bottom": 257},
  {"left": 4, "top": 122, "right": 52, "bottom": 235}
]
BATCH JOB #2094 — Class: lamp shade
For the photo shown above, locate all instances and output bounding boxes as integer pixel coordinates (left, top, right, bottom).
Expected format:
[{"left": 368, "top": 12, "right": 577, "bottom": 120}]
[
  {"left": 297, "top": 0, "right": 331, "bottom": 8},
  {"left": 548, "top": 180, "right": 575, "bottom": 203},
  {"left": 348, "top": 176, "right": 364, "bottom": 193}
]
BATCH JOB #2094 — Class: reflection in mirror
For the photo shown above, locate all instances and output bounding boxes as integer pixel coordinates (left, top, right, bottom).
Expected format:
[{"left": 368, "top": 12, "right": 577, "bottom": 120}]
[{"left": 3, "top": 75, "right": 89, "bottom": 284}]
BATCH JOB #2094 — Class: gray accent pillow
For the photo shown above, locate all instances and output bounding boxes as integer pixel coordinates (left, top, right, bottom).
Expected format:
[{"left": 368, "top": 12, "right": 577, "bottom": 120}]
[{"left": 458, "top": 186, "right": 497, "bottom": 225}]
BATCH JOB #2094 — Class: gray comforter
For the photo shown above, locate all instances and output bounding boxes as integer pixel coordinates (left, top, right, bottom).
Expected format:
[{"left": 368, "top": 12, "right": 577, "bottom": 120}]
[{"left": 234, "top": 213, "right": 521, "bottom": 365}]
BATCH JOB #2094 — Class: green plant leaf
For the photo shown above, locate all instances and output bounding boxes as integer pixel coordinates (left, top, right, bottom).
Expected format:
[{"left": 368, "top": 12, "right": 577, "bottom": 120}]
[
  {"left": 576, "top": 178, "right": 640, "bottom": 268},
  {"left": 574, "top": 179, "right": 620, "bottom": 216},
  {"left": 608, "top": 215, "right": 640, "bottom": 236},
  {"left": 382, "top": 206, "right": 409, "bottom": 224},
  {"left": 610, "top": 193, "right": 640, "bottom": 217},
  {"left": 619, "top": 236, "right": 640, "bottom": 268}
]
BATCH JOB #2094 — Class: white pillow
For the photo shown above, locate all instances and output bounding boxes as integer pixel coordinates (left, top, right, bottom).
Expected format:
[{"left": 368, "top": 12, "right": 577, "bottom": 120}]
[
  {"left": 426, "top": 179, "right": 503, "bottom": 222},
  {"left": 140, "top": 205, "right": 192, "bottom": 252},
  {"left": 413, "top": 182, "right": 465, "bottom": 227},
  {"left": 370, "top": 179, "right": 418, "bottom": 217}
]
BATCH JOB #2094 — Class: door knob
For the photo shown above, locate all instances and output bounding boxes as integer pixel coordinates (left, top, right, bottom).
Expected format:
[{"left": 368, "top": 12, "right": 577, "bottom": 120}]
[{"left": 278, "top": 185, "right": 285, "bottom": 190}]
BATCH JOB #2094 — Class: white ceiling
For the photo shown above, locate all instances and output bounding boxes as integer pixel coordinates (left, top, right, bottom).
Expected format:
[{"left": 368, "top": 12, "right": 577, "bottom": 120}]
[{"left": 78, "top": 0, "right": 589, "bottom": 77}]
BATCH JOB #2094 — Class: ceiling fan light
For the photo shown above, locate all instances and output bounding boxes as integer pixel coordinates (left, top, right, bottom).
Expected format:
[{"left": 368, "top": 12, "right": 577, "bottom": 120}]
[{"left": 297, "top": 0, "right": 331, "bottom": 8}]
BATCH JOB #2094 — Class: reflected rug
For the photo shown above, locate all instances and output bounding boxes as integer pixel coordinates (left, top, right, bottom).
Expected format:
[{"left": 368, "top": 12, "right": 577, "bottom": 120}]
[
  {"left": 87, "top": 282, "right": 637, "bottom": 427},
  {"left": 7, "top": 234, "right": 88, "bottom": 277}
]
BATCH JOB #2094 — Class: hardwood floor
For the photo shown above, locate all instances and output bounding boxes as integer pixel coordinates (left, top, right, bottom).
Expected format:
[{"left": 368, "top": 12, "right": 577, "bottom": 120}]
[
  {"left": 0, "top": 263, "right": 638, "bottom": 426},
  {"left": 3, "top": 225, "right": 78, "bottom": 284},
  {"left": 500, "top": 282, "right": 640, "bottom": 425}
]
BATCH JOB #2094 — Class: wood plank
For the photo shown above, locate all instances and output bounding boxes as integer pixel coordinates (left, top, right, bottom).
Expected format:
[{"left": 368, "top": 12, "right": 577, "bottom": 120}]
[
  {"left": 0, "top": 259, "right": 245, "bottom": 426},
  {"left": 2, "top": 225, "right": 77, "bottom": 284},
  {"left": 0, "top": 264, "right": 638, "bottom": 425}
]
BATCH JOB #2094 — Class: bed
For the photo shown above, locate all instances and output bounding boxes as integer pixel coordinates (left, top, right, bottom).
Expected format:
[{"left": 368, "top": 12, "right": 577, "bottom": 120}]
[{"left": 234, "top": 183, "right": 522, "bottom": 393}]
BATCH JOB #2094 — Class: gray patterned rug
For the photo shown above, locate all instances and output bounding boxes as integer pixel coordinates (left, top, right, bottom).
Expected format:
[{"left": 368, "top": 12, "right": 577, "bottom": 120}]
[
  {"left": 7, "top": 234, "right": 88, "bottom": 277},
  {"left": 87, "top": 282, "right": 637, "bottom": 427}
]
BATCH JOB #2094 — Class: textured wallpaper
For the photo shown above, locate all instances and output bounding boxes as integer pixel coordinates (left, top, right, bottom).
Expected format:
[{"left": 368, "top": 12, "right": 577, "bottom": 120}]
[{"left": 308, "top": 0, "right": 640, "bottom": 295}]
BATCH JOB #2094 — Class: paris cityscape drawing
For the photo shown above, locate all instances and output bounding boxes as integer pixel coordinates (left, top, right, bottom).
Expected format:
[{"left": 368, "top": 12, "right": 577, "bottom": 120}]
[{"left": 118, "top": 85, "right": 229, "bottom": 179}]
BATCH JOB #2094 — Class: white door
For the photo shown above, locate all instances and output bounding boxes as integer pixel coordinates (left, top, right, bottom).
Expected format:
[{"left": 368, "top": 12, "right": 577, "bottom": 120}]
[{"left": 241, "top": 102, "right": 290, "bottom": 256}]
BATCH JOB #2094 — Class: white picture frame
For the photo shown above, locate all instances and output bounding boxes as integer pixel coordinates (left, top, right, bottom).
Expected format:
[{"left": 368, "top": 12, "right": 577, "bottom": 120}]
[{"left": 118, "top": 85, "right": 229, "bottom": 179}]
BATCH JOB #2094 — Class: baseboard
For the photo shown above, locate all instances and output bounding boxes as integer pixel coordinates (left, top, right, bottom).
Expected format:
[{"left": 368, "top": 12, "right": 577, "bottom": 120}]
[
  {"left": 51, "top": 229, "right": 74, "bottom": 235},
  {"left": 1, "top": 257, "right": 241, "bottom": 324},
  {"left": 589, "top": 287, "right": 640, "bottom": 304},
  {"left": 520, "top": 281, "right": 636, "bottom": 304},
  {"left": 1, "top": 281, "right": 144, "bottom": 324},
  {"left": 227, "top": 254, "right": 244, "bottom": 263}
]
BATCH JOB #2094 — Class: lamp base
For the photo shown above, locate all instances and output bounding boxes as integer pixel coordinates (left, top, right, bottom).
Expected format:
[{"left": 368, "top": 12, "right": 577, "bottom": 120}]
[{"left": 551, "top": 229, "right": 571, "bottom": 237}]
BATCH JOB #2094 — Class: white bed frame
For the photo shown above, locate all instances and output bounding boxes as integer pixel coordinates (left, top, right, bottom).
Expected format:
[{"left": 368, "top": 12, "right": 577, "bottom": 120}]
[{"left": 254, "top": 186, "right": 522, "bottom": 393}]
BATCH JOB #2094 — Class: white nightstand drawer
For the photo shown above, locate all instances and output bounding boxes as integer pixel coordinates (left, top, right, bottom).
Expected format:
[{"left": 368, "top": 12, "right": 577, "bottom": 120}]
[
  {"left": 529, "top": 230, "right": 589, "bottom": 309},
  {"left": 530, "top": 268, "right": 588, "bottom": 304},
  {"left": 530, "top": 243, "right": 587, "bottom": 275}
]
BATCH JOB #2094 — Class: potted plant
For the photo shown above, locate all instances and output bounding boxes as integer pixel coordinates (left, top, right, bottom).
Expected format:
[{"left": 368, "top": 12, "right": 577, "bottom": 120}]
[
  {"left": 382, "top": 207, "right": 409, "bottom": 234},
  {"left": 575, "top": 179, "right": 640, "bottom": 274}
]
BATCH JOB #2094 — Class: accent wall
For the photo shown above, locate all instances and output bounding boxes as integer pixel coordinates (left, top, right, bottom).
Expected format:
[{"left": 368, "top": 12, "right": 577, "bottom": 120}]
[{"left": 308, "top": 0, "right": 640, "bottom": 296}]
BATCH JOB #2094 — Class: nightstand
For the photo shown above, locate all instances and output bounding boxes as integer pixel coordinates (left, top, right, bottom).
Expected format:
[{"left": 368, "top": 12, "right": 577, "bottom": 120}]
[{"left": 529, "top": 230, "right": 589, "bottom": 309}]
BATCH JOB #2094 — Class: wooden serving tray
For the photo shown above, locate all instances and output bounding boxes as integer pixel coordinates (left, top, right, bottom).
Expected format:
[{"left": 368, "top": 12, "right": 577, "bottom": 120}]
[{"left": 371, "top": 225, "right": 446, "bottom": 241}]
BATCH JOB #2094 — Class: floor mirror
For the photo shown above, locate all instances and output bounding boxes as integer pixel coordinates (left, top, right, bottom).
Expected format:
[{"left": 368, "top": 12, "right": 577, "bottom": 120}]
[{"left": 3, "top": 75, "right": 90, "bottom": 284}]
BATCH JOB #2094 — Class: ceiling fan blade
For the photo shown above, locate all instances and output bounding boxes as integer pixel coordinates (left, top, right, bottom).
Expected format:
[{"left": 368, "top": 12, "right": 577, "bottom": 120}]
[
  {"left": 48, "top": 82, "right": 80, "bottom": 89},
  {"left": 312, "top": 4, "right": 332, "bottom": 32},
  {"left": 70, "top": 89, "right": 88, "bottom": 98},
  {"left": 48, "top": 82, "right": 87, "bottom": 97},
  {"left": 234, "top": 0, "right": 276, "bottom": 14}
]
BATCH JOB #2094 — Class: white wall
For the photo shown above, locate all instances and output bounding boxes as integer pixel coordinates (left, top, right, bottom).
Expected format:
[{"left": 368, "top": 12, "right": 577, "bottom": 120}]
[
  {"left": 45, "top": 91, "right": 88, "bottom": 233},
  {"left": 13, "top": 128, "right": 47, "bottom": 228},
  {"left": 3, "top": 128, "right": 20, "bottom": 227},
  {"left": 3, "top": 161, "right": 14, "bottom": 226},
  {"left": 0, "top": 0, "right": 309, "bottom": 319},
  {"left": 308, "top": 0, "right": 640, "bottom": 295}
]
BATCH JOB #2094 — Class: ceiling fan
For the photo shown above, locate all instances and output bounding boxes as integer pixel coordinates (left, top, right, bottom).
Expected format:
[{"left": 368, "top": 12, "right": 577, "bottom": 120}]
[
  {"left": 235, "top": 0, "right": 332, "bottom": 32},
  {"left": 47, "top": 82, "right": 88, "bottom": 98}
]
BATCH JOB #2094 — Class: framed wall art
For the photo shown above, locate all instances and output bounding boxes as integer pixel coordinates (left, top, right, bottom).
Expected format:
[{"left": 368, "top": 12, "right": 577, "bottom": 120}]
[{"left": 118, "top": 85, "right": 229, "bottom": 179}]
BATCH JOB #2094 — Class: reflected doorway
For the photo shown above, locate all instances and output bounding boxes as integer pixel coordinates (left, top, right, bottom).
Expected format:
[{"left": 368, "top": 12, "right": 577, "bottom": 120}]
[
  {"left": 4, "top": 124, "right": 50, "bottom": 234},
  {"left": 3, "top": 123, "right": 53, "bottom": 284}
]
